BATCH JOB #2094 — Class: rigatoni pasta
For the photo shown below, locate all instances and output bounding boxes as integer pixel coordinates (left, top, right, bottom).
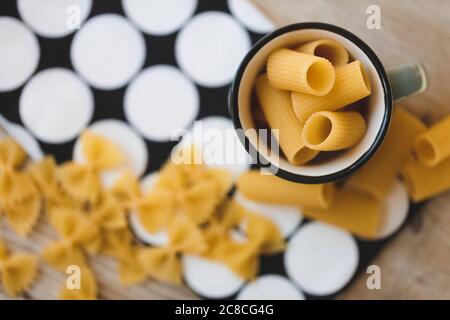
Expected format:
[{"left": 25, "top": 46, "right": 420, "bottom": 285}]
[
  {"left": 303, "top": 187, "right": 381, "bottom": 238},
  {"left": 346, "top": 107, "right": 426, "bottom": 199},
  {"left": 237, "top": 170, "right": 334, "bottom": 209},
  {"left": 267, "top": 48, "right": 335, "bottom": 96},
  {"left": 255, "top": 74, "right": 319, "bottom": 165},
  {"left": 296, "top": 39, "right": 349, "bottom": 67},
  {"left": 400, "top": 156, "right": 450, "bottom": 202},
  {"left": 302, "top": 111, "right": 366, "bottom": 151},
  {"left": 291, "top": 60, "right": 371, "bottom": 123},
  {"left": 414, "top": 115, "right": 450, "bottom": 167}
]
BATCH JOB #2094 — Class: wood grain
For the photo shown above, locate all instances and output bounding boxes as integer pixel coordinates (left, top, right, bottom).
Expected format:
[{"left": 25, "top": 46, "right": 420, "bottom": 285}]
[
  {"left": 2, "top": 0, "right": 450, "bottom": 300},
  {"left": 254, "top": 0, "right": 450, "bottom": 300}
]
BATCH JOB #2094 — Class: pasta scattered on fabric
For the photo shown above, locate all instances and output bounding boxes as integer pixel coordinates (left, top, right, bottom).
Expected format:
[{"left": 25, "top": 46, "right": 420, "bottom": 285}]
[{"left": 4, "top": 107, "right": 450, "bottom": 300}]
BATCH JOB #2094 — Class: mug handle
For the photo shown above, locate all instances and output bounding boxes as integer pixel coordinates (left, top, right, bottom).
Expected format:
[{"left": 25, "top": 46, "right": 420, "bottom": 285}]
[{"left": 387, "top": 62, "right": 427, "bottom": 102}]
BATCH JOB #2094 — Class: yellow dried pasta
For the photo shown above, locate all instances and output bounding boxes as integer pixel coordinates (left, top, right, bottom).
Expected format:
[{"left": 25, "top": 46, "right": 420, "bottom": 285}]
[
  {"left": 303, "top": 187, "right": 381, "bottom": 238},
  {"left": 302, "top": 111, "right": 366, "bottom": 151},
  {"left": 414, "top": 114, "right": 450, "bottom": 167},
  {"left": 57, "top": 131, "right": 125, "bottom": 205},
  {"left": 136, "top": 161, "right": 232, "bottom": 232},
  {"left": 0, "top": 239, "right": 38, "bottom": 297},
  {"left": 28, "top": 156, "right": 74, "bottom": 209},
  {"left": 42, "top": 208, "right": 100, "bottom": 272},
  {"left": 201, "top": 202, "right": 277, "bottom": 280},
  {"left": 347, "top": 107, "right": 426, "bottom": 200},
  {"left": 401, "top": 156, "right": 450, "bottom": 202},
  {"left": 138, "top": 216, "right": 207, "bottom": 285},
  {"left": 0, "top": 137, "right": 36, "bottom": 204},
  {"left": 237, "top": 170, "right": 334, "bottom": 209},
  {"left": 2, "top": 192, "right": 41, "bottom": 236},
  {"left": 292, "top": 60, "right": 371, "bottom": 123},
  {"left": 296, "top": 39, "right": 349, "bottom": 67},
  {"left": 102, "top": 229, "right": 147, "bottom": 286},
  {"left": 255, "top": 74, "right": 319, "bottom": 165},
  {"left": 267, "top": 48, "right": 335, "bottom": 96},
  {"left": 88, "top": 191, "right": 127, "bottom": 231}
]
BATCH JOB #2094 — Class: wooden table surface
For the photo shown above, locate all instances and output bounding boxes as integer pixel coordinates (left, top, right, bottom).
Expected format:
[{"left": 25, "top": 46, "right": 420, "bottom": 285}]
[{"left": 2, "top": 0, "right": 450, "bottom": 300}]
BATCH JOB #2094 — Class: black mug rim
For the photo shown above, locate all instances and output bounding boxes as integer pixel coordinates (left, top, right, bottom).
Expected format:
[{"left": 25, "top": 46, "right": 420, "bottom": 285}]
[{"left": 229, "top": 22, "right": 393, "bottom": 184}]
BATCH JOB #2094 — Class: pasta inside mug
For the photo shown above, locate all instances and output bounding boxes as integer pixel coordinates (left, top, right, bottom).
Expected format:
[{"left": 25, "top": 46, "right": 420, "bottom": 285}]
[{"left": 236, "top": 28, "right": 386, "bottom": 179}]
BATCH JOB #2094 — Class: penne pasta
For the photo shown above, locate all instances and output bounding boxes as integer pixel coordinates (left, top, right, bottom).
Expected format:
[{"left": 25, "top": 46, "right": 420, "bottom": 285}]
[
  {"left": 267, "top": 48, "right": 335, "bottom": 96},
  {"left": 303, "top": 187, "right": 381, "bottom": 238},
  {"left": 400, "top": 156, "right": 450, "bottom": 202},
  {"left": 291, "top": 60, "right": 371, "bottom": 123},
  {"left": 346, "top": 107, "right": 426, "bottom": 200},
  {"left": 296, "top": 39, "right": 349, "bottom": 67},
  {"left": 414, "top": 114, "right": 450, "bottom": 167},
  {"left": 237, "top": 170, "right": 335, "bottom": 209},
  {"left": 255, "top": 74, "right": 319, "bottom": 165},
  {"left": 302, "top": 111, "right": 366, "bottom": 151}
]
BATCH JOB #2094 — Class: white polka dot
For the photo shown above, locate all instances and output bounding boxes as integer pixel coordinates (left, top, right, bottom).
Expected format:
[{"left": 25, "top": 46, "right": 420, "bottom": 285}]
[
  {"left": 285, "top": 222, "right": 359, "bottom": 296},
  {"left": 228, "top": 0, "right": 275, "bottom": 34},
  {"left": 182, "top": 254, "right": 244, "bottom": 298},
  {"left": 0, "top": 17, "right": 39, "bottom": 92},
  {"left": 181, "top": 116, "right": 251, "bottom": 180},
  {"left": 175, "top": 11, "right": 251, "bottom": 87},
  {"left": 122, "top": 0, "right": 197, "bottom": 36},
  {"left": 124, "top": 65, "right": 199, "bottom": 142},
  {"left": 237, "top": 275, "right": 305, "bottom": 300},
  {"left": 234, "top": 191, "right": 302, "bottom": 238},
  {"left": 73, "top": 119, "right": 148, "bottom": 185},
  {"left": 8, "top": 123, "right": 44, "bottom": 161},
  {"left": 18, "top": 0, "right": 92, "bottom": 38},
  {"left": 20, "top": 68, "right": 94, "bottom": 144},
  {"left": 71, "top": 14, "right": 146, "bottom": 90},
  {"left": 363, "top": 179, "right": 410, "bottom": 241}
]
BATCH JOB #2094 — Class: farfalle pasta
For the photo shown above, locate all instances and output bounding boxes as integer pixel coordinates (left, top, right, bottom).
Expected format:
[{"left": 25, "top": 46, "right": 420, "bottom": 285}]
[
  {"left": 138, "top": 216, "right": 207, "bottom": 285},
  {"left": 102, "top": 229, "right": 147, "bottom": 286},
  {"left": 42, "top": 207, "right": 100, "bottom": 272},
  {"left": 57, "top": 131, "right": 125, "bottom": 205},
  {"left": 201, "top": 201, "right": 284, "bottom": 280},
  {"left": 0, "top": 138, "right": 36, "bottom": 204},
  {"left": 0, "top": 138, "right": 41, "bottom": 236},
  {"left": 88, "top": 191, "right": 127, "bottom": 231},
  {"left": 0, "top": 239, "right": 38, "bottom": 297},
  {"left": 28, "top": 156, "right": 75, "bottom": 210},
  {"left": 1, "top": 192, "right": 41, "bottom": 236}
]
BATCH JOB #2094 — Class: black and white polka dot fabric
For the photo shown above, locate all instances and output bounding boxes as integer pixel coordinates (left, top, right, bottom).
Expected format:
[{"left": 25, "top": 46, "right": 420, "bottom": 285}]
[{"left": 0, "top": 0, "right": 412, "bottom": 300}]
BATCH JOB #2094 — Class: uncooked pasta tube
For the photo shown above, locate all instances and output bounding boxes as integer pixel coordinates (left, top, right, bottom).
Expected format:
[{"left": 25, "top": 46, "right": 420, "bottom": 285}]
[
  {"left": 414, "top": 115, "right": 450, "bottom": 167},
  {"left": 267, "top": 48, "right": 335, "bottom": 96},
  {"left": 302, "top": 111, "right": 366, "bottom": 151},
  {"left": 236, "top": 170, "right": 335, "bottom": 209},
  {"left": 296, "top": 39, "right": 349, "bottom": 67},
  {"left": 291, "top": 60, "right": 371, "bottom": 123},
  {"left": 401, "top": 156, "right": 450, "bottom": 202},
  {"left": 303, "top": 187, "right": 381, "bottom": 238},
  {"left": 255, "top": 74, "right": 319, "bottom": 165},
  {"left": 346, "top": 107, "right": 426, "bottom": 200}
]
